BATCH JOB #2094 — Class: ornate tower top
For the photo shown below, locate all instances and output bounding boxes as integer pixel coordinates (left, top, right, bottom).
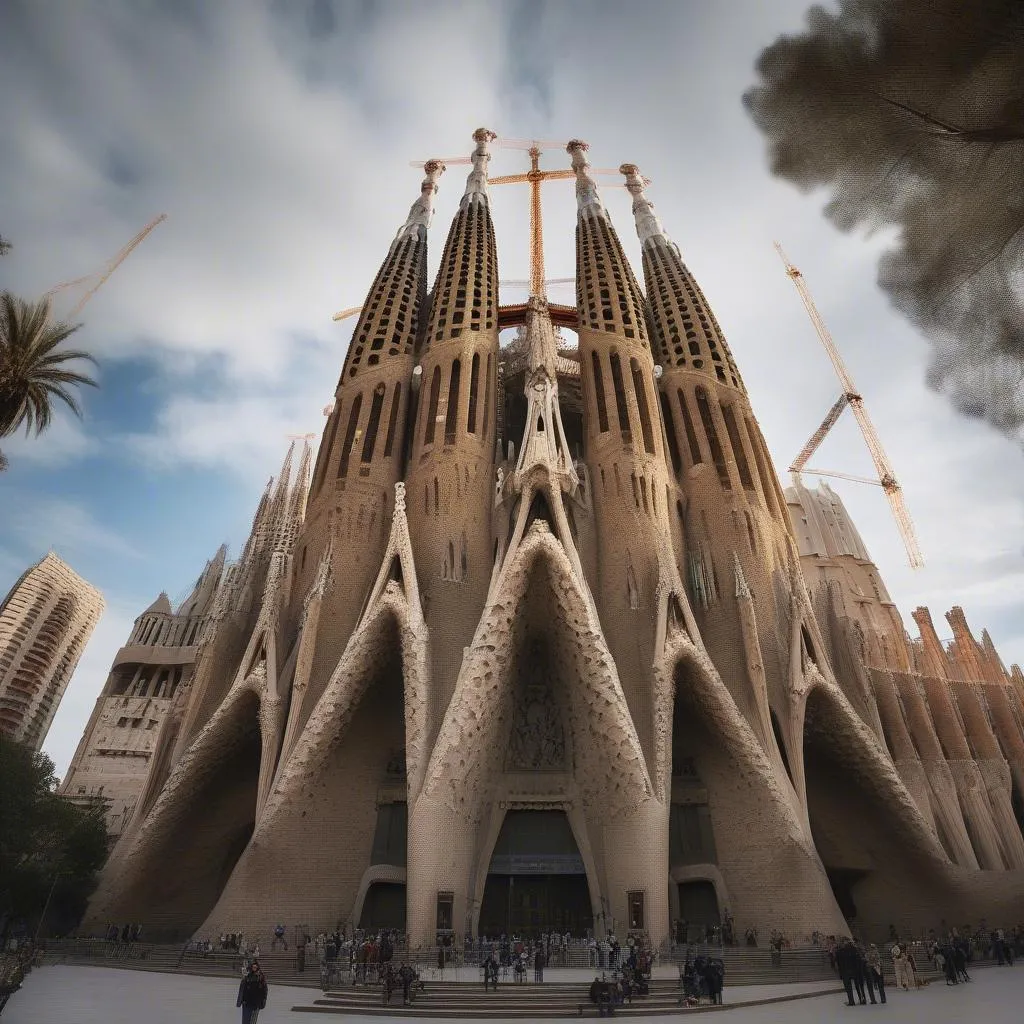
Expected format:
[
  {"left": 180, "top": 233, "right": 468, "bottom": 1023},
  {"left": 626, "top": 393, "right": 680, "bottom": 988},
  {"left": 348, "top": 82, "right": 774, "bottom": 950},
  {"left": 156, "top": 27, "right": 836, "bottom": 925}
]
[
  {"left": 620, "top": 164, "right": 669, "bottom": 247},
  {"left": 396, "top": 159, "right": 446, "bottom": 243},
  {"left": 462, "top": 128, "right": 497, "bottom": 206},
  {"left": 567, "top": 140, "right": 604, "bottom": 214}
]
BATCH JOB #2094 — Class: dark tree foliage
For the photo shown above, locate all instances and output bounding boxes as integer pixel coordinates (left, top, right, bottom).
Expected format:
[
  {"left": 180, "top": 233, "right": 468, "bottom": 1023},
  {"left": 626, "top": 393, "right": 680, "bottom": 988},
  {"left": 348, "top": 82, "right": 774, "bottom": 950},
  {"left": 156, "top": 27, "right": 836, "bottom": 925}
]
[
  {"left": 744, "top": 0, "right": 1024, "bottom": 442},
  {"left": 0, "top": 737, "right": 109, "bottom": 940}
]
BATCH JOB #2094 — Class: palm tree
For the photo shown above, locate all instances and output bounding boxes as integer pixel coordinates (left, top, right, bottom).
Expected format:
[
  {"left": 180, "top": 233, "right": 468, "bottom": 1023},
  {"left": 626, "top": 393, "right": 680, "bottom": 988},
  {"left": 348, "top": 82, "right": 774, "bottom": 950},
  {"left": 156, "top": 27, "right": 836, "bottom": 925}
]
[{"left": 0, "top": 292, "right": 98, "bottom": 468}]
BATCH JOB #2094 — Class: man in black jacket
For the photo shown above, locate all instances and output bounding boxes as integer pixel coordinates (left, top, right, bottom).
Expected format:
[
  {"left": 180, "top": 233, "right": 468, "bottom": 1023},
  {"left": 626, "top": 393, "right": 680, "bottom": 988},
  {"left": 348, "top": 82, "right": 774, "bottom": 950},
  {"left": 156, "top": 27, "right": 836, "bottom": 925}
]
[
  {"left": 835, "top": 938, "right": 861, "bottom": 1007},
  {"left": 237, "top": 961, "right": 268, "bottom": 1024}
]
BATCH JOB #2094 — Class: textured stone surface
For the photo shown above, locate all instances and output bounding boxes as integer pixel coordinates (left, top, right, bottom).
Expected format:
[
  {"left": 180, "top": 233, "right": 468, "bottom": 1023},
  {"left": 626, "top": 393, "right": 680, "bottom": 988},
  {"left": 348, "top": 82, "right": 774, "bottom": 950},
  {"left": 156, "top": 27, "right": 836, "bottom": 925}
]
[{"left": 81, "top": 132, "right": 1024, "bottom": 949}]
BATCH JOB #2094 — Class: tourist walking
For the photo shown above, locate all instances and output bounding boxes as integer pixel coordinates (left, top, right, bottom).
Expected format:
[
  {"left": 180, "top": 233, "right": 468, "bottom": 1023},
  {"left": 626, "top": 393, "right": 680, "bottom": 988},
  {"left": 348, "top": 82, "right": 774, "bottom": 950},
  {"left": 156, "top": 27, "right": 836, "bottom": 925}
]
[
  {"left": 835, "top": 938, "right": 860, "bottom": 1006},
  {"left": 865, "top": 943, "right": 886, "bottom": 1003},
  {"left": 236, "top": 960, "right": 268, "bottom": 1024}
]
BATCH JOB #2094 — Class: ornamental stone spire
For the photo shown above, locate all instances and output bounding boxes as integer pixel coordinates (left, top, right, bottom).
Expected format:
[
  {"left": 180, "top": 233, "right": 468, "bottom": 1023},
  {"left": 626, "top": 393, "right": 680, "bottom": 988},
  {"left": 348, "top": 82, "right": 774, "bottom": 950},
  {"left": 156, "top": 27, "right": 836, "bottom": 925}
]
[
  {"left": 395, "top": 159, "right": 446, "bottom": 243},
  {"left": 567, "top": 139, "right": 604, "bottom": 214},
  {"left": 462, "top": 127, "right": 496, "bottom": 207},
  {"left": 620, "top": 163, "right": 670, "bottom": 248}
]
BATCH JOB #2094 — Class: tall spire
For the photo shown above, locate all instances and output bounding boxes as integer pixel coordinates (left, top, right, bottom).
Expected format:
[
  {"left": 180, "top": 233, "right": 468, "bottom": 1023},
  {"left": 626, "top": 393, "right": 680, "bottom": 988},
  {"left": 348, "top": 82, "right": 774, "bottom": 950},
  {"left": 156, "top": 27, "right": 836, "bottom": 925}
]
[
  {"left": 620, "top": 164, "right": 669, "bottom": 247},
  {"left": 395, "top": 159, "right": 445, "bottom": 244},
  {"left": 567, "top": 140, "right": 604, "bottom": 215},
  {"left": 622, "top": 163, "right": 743, "bottom": 389},
  {"left": 462, "top": 127, "right": 496, "bottom": 207}
]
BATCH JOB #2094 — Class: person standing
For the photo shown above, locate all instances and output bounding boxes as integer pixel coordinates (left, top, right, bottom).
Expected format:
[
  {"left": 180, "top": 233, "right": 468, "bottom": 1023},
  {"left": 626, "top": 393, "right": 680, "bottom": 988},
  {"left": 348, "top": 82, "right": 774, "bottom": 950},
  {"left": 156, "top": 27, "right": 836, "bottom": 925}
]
[
  {"left": 236, "top": 961, "right": 268, "bottom": 1024},
  {"left": 835, "top": 938, "right": 859, "bottom": 1006},
  {"left": 534, "top": 945, "right": 545, "bottom": 983},
  {"left": 866, "top": 944, "right": 886, "bottom": 1003}
]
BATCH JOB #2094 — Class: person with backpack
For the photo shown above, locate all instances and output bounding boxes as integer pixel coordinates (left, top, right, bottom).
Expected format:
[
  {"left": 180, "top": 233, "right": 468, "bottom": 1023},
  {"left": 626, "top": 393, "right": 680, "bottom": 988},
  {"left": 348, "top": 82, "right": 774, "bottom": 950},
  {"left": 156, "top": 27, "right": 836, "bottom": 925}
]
[{"left": 236, "top": 960, "right": 268, "bottom": 1024}]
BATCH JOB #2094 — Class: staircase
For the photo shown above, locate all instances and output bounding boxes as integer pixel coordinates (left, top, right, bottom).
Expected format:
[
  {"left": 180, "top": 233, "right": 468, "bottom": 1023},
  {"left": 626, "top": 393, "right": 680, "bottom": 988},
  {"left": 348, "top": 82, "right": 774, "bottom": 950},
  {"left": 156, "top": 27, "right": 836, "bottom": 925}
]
[{"left": 291, "top": 977, "right": 843, "bottom": 1018}]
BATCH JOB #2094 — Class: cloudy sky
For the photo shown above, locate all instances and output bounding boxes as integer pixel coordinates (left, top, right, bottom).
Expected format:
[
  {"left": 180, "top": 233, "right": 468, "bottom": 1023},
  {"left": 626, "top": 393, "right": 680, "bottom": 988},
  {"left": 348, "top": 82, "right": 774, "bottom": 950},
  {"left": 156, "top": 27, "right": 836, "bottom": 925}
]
[{"left": 2, "top": 0, "right": 1021, "bottom": 777}]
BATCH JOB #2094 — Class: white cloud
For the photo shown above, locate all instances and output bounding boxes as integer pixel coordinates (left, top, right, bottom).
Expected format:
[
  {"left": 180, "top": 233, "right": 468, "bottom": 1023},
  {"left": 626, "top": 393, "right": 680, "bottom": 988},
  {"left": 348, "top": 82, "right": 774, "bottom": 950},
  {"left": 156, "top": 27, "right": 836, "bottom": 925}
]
[
  {"left": 4, "top": 495, "right": 143, "bottom": 562},
  {"left": 0, "top": 411, "right": 101, "bottom": 468}
]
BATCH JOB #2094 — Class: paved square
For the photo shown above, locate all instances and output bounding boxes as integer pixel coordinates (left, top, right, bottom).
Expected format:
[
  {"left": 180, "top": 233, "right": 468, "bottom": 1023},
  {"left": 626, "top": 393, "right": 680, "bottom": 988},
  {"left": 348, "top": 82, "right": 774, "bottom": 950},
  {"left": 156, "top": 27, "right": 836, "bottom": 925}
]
[{"left": 4, "top": 965, "right": 1024, "bottom": 1024}]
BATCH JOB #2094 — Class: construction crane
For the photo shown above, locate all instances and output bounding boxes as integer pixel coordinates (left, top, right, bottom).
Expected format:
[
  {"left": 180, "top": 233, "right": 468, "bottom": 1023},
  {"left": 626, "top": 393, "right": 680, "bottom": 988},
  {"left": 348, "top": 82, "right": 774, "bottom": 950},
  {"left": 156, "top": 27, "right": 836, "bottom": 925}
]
[
  {"left": 776, "top": 242, "right": 924, "bottom": 569},
  {"left": 45, "top": 214, "right": 167, "bottom": 317},
  {"left": 489, "top": 138, "right": 648, "bottom": 299}
]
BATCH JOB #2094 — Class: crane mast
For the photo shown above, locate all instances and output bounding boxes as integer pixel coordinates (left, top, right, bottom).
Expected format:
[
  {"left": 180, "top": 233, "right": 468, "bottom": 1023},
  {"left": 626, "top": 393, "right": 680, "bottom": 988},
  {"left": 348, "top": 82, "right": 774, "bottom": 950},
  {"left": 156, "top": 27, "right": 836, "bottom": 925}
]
[{"left": 776, "top": 242, "right": 924, "bottom": 570}]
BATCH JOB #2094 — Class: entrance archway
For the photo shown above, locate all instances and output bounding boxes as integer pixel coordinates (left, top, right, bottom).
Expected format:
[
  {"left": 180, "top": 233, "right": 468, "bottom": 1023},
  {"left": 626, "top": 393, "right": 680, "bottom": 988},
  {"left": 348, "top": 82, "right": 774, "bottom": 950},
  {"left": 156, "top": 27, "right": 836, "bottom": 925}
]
[
  {"left": 360, "top": 882, "right": 407, "bottom": 931},
  {"left": 479, "top": 810, "right": 593, "bottom": 938},
  {"left": 677, "top": 880, "right": 720, "bottom": 932}
]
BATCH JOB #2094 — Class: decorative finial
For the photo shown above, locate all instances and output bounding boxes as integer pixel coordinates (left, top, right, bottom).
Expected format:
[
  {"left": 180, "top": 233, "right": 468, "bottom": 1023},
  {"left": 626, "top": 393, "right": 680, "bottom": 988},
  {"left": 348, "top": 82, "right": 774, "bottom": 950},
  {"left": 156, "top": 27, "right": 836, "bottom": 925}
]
[
  {"left": 397, "top": 159, "right": 446, "bottom": 241},
  {"left": 566, "top": 140, "right": 603, "bottom": 213},
  {"left": 620, "top": 163, "right": 668, "bottom": 246},
  {"left": 463, "top": 128, "right": 497, "bottom": 204},
  {"left": 394, "top": 480, "right": 406, "bottom": 514}
]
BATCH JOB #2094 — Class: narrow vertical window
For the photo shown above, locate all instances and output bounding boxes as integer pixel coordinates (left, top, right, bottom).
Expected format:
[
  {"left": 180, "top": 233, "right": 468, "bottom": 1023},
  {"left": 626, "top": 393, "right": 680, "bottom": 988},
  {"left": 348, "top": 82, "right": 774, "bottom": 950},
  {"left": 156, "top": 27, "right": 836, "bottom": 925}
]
[
  {"left": 383, "top": 383, "right": 402, "bottom": 457},
  {"left": 609, "top": 350, "right": 630, "bottom": 435},
  {"left": 313, "top": 407, "right": 341, "bottom": 495},
  {"left": 591, "top": 351, "right": 609, "bottom": 432},
  {"left": 677, "top": 389, "right": 702, "bottom": 465},
  {"left": 424, "top": 367, "right": 441, "bottom": 445},
  {"left": 482, "top": 353, "right": 493, "bottom": 436},
  {"left": 361, "top": 384, "right": 386, "bottom": 463},
  {"left": 630, "top": 357, "right": 655, "bottom": 454},
  {"left": 467, "top": 352, "right": 480, "bottom": 434},
  {"left": 695, "top": 386, "right": 730, "bottom": 489},
  {"left": 337, "top": 393, "right": 362, "bottom": 479},
  {"left": 722, "top": 403, "right": 754, "bottom": 489},
  {"left": 444, "top": 358, "right": 461, "bottom": 444},
  {"left": 660, "top": 391, "right": 681, "bottom": 472}
]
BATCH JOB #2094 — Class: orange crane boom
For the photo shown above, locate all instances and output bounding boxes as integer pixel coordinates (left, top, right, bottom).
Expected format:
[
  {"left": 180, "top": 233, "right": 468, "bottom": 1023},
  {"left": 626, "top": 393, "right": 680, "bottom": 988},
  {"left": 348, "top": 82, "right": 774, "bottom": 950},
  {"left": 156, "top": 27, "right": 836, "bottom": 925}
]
[
  {"left": 46, "top": 214, "right": 167, "bottom": 317},
  {"left": 776, "top": 242, "right": 924, "bottom": 569}
]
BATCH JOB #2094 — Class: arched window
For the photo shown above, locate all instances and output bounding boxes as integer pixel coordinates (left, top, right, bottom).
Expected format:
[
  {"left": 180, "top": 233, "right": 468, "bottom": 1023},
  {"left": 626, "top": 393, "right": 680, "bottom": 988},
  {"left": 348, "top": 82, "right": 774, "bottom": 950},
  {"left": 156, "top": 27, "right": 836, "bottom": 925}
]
[
  {"left": 383, "top": 383, "right": 402, "bottom": 457},
  {"left": 722, "top": 403, "right": 754, "bottom": 489},
  {"left": 630, "top": 357, "right": 655, "bottom": 454},
  {"left": 467, "top": 352, "right": 480, "bottom": 433},
  {"left": 677, "top": 389, "right": 702, "bottom": 466},
  {"left": 424, "top": 367, "right": 441, "bottom": 445},
  {"left": 609, "top": 350, "right": 630, "bottom": 435},
  {"left": 361, "top": 384, "right": 386, "bottom": 463},
  {"left": 660, "top": 391, "right": 681, "bottom": 472},
  {"left": 433, "top": 477, "right": 440, "bottom": 513},
  {"left": 444, "top": 358, "right": 461, "bottom": 444},
  {"left": 460, "top": 532, "right": 468, "bottom": 578},
  {"left": 448, "top": 540, "right": 456, "bottom": 580},
  {"left": 338, "top": 393, "right": 362, "bottom": 479},
  {"left": 591, "top": 351, "right": 609, "bottom": 432},
  {"left": 694, "top": 386, "right": 729, "bottom": 489}
]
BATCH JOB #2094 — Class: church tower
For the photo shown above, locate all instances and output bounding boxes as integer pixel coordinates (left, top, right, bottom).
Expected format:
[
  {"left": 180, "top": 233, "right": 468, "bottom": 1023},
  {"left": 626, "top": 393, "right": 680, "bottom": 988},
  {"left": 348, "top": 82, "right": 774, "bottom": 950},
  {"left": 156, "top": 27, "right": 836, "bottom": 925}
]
[
  {"left": 290, "top": 159, "right": 444, "bottom": 732},
  {"left": 406, "top": 129, "right": 500, "bottom": 732},
  {"left": 571, "top": 142, "right": 674, "bottom": 767},
  {"left": 621, "top": 166, "right": 801, "bottom": 765}
]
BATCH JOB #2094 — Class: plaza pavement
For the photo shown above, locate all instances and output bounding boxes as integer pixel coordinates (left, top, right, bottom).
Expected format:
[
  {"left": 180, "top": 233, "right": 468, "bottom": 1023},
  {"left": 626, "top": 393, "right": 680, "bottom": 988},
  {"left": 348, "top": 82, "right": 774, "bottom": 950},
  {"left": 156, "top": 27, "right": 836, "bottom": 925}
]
[{"left": 4, "top": 963, "right": 1023, "bottom": 1023}]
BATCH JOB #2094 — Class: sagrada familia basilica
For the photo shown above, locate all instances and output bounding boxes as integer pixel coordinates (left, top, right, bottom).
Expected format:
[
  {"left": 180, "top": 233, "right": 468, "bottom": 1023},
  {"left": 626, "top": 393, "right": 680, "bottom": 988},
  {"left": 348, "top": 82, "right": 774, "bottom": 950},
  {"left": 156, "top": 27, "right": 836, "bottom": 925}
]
[{"left": 83, "top": 130, "right": 1024, "bottom": 945}]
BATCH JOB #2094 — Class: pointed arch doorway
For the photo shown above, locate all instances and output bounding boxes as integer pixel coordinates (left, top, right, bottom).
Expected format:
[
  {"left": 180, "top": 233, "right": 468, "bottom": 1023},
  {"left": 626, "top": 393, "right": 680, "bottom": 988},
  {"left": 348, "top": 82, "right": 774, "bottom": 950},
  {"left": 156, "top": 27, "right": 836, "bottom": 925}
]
[{"left": 478, "top": 810, "right": 594, "bottom": 939}]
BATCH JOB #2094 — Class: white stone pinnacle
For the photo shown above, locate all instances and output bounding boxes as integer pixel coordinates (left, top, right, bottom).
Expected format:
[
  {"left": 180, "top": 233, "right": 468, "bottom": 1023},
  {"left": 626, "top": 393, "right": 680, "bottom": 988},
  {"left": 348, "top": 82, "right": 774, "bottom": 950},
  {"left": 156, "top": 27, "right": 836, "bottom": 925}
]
[
  {"left": 620, "top": 163, "right": 669, "bottom": 247},
  {"left": 567, "top": 139, "right": 604, "bottom": 215},
  {"left": 462, "top": 127, "right": 496, "bottom": 206},
  {"left": 396, "top": 159, "right": 446, "bottom": 242}
]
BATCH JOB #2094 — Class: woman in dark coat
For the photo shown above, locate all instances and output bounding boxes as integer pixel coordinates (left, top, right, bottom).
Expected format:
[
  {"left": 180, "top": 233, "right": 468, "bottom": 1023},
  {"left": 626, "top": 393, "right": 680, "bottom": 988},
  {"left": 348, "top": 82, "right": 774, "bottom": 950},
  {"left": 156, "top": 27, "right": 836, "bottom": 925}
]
[{"left": 237, "top": 961, "right": 268, "bottom": 1024}]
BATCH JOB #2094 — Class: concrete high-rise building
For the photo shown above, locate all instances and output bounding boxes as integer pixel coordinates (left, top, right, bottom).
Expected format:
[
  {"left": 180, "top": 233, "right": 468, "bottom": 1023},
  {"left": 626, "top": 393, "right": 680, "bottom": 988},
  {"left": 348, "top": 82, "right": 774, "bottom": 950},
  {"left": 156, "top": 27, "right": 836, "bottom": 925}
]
[
  {"left": 59, "top": 547, "right": 226, "bottom": 837},
  {"left": 85, "top": 131, "right": 1024, "bottom": 945},
  {"left": 0, "top": 552, "right": 104, "bottom": 750}
]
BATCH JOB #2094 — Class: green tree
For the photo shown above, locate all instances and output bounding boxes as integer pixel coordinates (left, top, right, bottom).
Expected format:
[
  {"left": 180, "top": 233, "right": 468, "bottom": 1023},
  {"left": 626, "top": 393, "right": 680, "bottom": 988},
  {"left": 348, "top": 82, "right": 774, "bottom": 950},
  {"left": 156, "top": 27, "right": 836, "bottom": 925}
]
[
  {"left": 0, "top": 292, "right": 98, "bottom": 472},
  {"left": 0, "top": 737, "right": 109, "bottom": 941}
]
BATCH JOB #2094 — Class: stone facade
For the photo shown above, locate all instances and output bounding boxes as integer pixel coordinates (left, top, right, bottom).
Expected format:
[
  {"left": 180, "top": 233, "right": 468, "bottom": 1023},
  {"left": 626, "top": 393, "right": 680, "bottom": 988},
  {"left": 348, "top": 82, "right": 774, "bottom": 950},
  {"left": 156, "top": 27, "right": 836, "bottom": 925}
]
[
  {"left": 84, "top": 131, "right": 1024, "bottom": 945},
  {"left": 0, "top": 552, "right": 103, "bottom": 750},
  {"left": 58, "top": 548, "right": 225, "bottom": 837}
]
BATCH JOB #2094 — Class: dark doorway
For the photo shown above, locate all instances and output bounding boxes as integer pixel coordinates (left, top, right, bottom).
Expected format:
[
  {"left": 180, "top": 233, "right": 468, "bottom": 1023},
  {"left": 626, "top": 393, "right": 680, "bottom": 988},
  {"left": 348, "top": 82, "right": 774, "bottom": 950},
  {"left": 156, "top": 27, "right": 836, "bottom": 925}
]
[
  {"left": 824, "top": 869, "right": 864, "bottom": 922},
  {"left": 360, "top": 882, "right": 407, "bottom": 931},
  {"left": 479, "top": 810, "right": 593, "bottom": 938},
  {"left": 678, "top": 880, "right": 720, "bottom": 930}
]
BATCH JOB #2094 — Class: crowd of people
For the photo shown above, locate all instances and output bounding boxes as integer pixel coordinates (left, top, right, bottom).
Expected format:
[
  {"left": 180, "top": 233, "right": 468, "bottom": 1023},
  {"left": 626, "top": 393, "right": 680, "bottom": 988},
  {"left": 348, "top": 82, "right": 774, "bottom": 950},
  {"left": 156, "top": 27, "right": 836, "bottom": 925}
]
[{"left": 678, "top": 952, "right": 725, "bottom": 1006}]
